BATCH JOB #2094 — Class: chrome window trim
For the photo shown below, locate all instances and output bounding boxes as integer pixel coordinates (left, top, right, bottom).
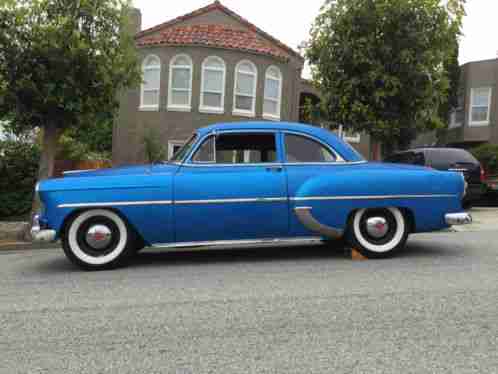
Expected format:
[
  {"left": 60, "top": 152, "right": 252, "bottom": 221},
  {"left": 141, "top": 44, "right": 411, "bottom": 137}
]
[
  {"left": 282, "top": 130, "right": 345, "bottom": 163},
  {"left": 181, "top": 162, "right": 284, "bottom": 168},
  {"left": 186, "top": 129, "right": 280, "bottom": 165}
]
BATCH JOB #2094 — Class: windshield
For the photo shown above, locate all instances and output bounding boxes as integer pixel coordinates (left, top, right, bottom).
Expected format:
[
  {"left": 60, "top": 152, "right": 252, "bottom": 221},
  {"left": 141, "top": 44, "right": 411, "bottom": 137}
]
[{"left": 169, "top": 134, "right": 197, "bottom": 163}]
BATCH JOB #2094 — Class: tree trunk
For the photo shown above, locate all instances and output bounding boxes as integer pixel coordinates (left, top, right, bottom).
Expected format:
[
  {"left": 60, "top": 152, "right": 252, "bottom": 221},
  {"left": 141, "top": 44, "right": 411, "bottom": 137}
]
[
  {"left": 27, "top": 122, "right": 60, "bottom": 238},
  {"left": 37, "top": 122, "right": 59, "bottom": 181}
]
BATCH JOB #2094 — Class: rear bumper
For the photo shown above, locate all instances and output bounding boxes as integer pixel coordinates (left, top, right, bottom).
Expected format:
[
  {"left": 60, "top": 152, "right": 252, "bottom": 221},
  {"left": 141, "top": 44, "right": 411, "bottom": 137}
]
[
  {"left": 445, "top": 212, "right": 472, "bottom": 226},
  {"left": 31, "top": 215, "right": 56, "bottom": 242}
]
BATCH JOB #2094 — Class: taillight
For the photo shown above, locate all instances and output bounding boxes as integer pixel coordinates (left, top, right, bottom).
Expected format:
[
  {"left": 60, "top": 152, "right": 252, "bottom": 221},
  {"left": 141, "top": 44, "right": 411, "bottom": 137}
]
[{"left": 480, "top": 166, "right": 486, "bottom": 183}]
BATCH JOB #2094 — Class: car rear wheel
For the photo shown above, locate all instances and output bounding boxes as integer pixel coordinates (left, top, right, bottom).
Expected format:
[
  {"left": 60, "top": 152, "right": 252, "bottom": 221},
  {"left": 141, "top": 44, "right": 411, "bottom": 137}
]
[
  {"left": 62, "top": 209, "right": 137, "bottom": 270},
  {"left": 347, "top": 207, "right": 409, "bottom": 259}
]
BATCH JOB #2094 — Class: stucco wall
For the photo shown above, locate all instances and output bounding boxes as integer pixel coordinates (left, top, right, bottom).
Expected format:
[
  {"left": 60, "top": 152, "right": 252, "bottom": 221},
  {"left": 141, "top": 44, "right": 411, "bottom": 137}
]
[{"left": 113, "top": 46, "right": 302, "bottom": 165}]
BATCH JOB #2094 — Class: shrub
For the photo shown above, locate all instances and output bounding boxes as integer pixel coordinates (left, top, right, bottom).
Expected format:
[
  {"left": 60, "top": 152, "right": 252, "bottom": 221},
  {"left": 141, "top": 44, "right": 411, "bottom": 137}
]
[
  {"left": 470, "top": 144, "right": 498, "bottom": 175},
  {"left": 0, "top": 139, "right": 40, "bottom": 219}
]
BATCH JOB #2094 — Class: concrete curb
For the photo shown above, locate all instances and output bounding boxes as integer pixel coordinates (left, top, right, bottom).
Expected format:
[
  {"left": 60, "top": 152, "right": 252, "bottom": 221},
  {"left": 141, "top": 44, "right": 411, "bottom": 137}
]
[{"left": 0, "top": 241, "right": 60, "bottom": 252}]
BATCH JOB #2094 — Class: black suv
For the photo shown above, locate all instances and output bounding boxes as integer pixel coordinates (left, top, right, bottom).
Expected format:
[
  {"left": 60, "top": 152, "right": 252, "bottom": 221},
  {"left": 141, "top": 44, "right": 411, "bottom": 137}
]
[{"left": 384, "top": 148, "right": 485, "bottom": 207}]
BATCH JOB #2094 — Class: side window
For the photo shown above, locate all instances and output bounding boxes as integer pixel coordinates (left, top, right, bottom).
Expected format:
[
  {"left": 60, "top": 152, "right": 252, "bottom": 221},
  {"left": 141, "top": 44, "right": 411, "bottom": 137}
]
[
  {"left": 193, "top": 136, "right": 215, "bottom": 163},
  {"left": 285, "top": 134, "right": 336, "bottom": 163},
  {"left": 192, "top": 133, "right": 277, "bottom": 164}
]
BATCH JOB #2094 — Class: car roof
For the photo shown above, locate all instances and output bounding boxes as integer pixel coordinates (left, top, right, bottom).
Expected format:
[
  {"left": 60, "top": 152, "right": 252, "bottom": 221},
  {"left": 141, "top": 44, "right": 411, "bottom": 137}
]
[{"left": 196, "top": 121, "right": 364, "bottom": 162}]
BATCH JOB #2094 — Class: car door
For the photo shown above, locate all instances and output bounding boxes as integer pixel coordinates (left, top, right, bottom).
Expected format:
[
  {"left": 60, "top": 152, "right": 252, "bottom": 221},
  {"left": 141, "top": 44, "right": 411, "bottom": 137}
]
[{"left": 173, "top": 131, "right": 289, "bottom": 243}]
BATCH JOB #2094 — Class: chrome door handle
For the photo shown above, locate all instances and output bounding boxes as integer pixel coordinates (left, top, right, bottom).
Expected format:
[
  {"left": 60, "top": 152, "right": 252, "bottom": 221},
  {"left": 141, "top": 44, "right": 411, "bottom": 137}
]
[{"left": 266, "top": 166, "right": 283, "bottom": 172}]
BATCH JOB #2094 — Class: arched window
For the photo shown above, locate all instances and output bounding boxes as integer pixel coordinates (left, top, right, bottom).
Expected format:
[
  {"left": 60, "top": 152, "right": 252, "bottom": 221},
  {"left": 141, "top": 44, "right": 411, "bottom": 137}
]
[
  {"left": 140, "top": 55, "right": 161, "bottom": 110},
  {"left": 200, "top": 56, "right": 226, "bottom": 113},
  {"left": 263, "top": 66, "right": 282, "bottom": 120},
  {"left": 233, "top": 60, "right": 257, "bottom": 117},
  {"left": 168, "top": 54, "right": 193, "bottom": 111}
]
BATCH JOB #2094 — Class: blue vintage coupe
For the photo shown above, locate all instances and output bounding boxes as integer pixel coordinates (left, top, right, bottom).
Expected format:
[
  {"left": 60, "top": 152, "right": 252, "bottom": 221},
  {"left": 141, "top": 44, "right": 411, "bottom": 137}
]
[{"left": 32, "top": 122, "right": 472, "bottom": 269}]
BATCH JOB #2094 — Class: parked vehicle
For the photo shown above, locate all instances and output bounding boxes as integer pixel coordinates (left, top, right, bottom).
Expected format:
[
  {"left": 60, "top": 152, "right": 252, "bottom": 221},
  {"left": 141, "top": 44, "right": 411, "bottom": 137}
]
[
  {"left": 384, "top": 148, "right": 485, "bottom": 208},
  {"left": 32, "top": 122, "right": 471, "bottom": 270},
  {"left": 484, "top": 174, "right": 498, "bottom": 197}
]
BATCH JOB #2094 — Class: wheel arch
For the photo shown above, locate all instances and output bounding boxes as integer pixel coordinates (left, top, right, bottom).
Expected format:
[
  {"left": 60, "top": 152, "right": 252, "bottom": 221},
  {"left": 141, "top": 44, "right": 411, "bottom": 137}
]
[{"left": 59, "top": 207, "right": 147, "bottom": 246}]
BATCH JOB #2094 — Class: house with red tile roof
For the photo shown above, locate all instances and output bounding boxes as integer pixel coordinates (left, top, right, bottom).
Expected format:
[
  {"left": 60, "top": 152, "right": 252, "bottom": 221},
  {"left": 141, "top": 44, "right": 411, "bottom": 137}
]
[{"left": 113, "top": 1, "right": 370, "bottom": 164}]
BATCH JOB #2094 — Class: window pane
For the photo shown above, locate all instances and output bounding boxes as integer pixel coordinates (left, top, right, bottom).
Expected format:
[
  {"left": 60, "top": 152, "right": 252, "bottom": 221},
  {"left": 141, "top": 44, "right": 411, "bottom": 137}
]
[
  {"left": 204, "top": 69, "right": 223, "bottom": 92},
  {"left": 236, "top": 73, "right": 255, "bottom": 96},
  {"left": 472, "top": 88, "right": 490, "bottom": 106},
  {"left": 193, "top": 136, "right": 215, "bottom": 162},
  {"left": 203, "top": 92, "right": 222, "bottom": 108},
  {"left": 235, "top": 95, "right": 253, "bottom": 111},
  {"left": 264, "top": 99, "right": 278, "bottom": 115},
  {"left": 142, "top": 90, "right": 158, "bottom": 106},
  {"left": 215, "top": 133, "right": 277, "bottom": 164},
  {"left": 144, "top": 69, "right": 160, "bottom": 90},
  {"left": 285, "top": 134, "right": 336, "bottom": 163},
  {"left": 205, "top": 57, "right": 224, "bottom": 69},
  {"left": 265, "top": 78, "right": 280, "bottom": 99},
  {"left": 171, "top": 90, "right": 189, "bottom": 106},
  {"left": 145, "top": 56, "right": 160, "bottom": 67},
  {"left": 266, "top": 67, "right": 281, "bottom": 80},
  {"left": 239, "top": 62, "right": 255, "bottom": 73},
  {"left": 472, "top": 107, "right": 488, "bottom": 122},
  {"left": 172, "top": 68, "right": 190, "bottom": 90},
  {"left": 173, "top": 56, "right": 190, "bottom": 66}
]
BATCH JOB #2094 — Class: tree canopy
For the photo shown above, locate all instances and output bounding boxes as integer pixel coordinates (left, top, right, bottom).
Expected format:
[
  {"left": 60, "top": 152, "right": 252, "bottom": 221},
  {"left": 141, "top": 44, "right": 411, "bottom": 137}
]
[
  {"left": 306, "top": 0, "right": 465, "bottom": 153},
  {"left": 0, "top": 0, "right": 141, "bottom": 178}
]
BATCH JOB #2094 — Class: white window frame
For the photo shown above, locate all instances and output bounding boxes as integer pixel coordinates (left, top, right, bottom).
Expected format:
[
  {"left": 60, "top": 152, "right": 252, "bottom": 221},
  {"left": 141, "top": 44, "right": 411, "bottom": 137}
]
[
  {"left": 337, "top": 125, "right": 361, "bottom": 143},
  {"left": 233, "top": 60, "right": 257, "bottom": 117},
  {"left": 168, "top": 54, "right": 193, "bottom": 112},
  {"left": 263, "top": 65, "right": 283, "bottom": 121},
  {"left": 140, "top": 55, "right": 161, "bottom": 111},
  {"left": 168, "top": 140, "right": 186, "bottom": 159},
  {"left": 469, "top": 87, "right": 492, "bottom": 127},
  {"left": 199, "top": 56, "right": 226, "bottom": 114}
]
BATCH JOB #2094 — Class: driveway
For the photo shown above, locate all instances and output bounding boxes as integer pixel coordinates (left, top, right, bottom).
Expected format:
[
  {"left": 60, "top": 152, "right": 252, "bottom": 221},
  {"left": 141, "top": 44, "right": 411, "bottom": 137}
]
[{"left": 1, "top": 231, "right": 498, "bottom": 373}]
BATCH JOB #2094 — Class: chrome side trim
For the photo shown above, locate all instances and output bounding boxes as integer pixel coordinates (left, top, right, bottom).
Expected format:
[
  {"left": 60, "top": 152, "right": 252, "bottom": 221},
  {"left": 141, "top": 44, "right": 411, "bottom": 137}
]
[
  {"left": 291, "top": 194, "right": 457, "bottom": 202},
  {"left": 294, "top": 207, "right": 343, "bottom": 239},
  {"left": 63, "top": 169, "right": 97, "bottom": 175},
  {"left": 445, "top": 212, "right": 472, "bottom": 226},
  {"left": 152, "top": 237, "right": 324, "bottom": 249},
  {"left": 58, "top": 201, "right": 173, "bottom": 208},
  {"left": 175, "top": 197, "right": 287, "bottom": 205}
]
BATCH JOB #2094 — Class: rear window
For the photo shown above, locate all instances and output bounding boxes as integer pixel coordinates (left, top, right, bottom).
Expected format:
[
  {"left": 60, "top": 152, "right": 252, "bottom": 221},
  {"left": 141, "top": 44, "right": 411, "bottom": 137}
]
[
  {"left": 428, "top": 149, "right": 479, "bottom": 168},
  {"left": 385, "top": 152, "right": 425, "bottom": 166}
]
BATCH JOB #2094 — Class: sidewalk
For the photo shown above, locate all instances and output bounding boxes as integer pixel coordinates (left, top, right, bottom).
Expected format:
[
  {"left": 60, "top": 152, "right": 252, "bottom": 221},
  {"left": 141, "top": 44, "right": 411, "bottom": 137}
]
[
  {"left": 0, "top": 240, "right": 60, "bottom": 251},
  {"left": 452, "top": 207, "right": 498, "bottom": 233}
]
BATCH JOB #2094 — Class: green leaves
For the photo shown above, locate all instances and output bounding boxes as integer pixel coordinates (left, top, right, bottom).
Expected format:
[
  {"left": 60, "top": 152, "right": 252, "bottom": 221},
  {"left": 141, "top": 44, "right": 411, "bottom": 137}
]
[
  {"left": 0, "top": 0, "right": 140, "bottom": 134},
  {"left": 306, "top": 0, "right": 464, "bottom": 151}
]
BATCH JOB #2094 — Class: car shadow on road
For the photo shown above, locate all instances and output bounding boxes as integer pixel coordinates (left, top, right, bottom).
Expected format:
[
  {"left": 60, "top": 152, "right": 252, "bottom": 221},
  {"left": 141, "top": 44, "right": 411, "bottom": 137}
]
[
  {"left": 34, "top": 238, "right": 463, "bottom": 273},
  {"left": 132, "top": 243, "right": 347, "bottom": 268}
]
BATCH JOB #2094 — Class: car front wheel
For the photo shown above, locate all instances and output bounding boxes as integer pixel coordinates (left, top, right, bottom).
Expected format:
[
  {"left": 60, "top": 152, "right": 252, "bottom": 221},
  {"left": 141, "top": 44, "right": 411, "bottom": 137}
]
[
  {"left": 62, "top": 209, "right": 136, "bottom": 270},
  {"left": 348, "top": 207, "right": 409, "bottom": 259}
]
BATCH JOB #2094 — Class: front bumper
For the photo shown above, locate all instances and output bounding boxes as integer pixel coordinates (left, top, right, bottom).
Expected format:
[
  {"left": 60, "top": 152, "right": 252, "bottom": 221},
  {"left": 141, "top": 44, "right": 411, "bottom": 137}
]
[
  {"left": 31, "top": 215, "right": 56, "bottom": 242},
  {"left": 445, "top": 212, "right": 473, "bottom": 226}
]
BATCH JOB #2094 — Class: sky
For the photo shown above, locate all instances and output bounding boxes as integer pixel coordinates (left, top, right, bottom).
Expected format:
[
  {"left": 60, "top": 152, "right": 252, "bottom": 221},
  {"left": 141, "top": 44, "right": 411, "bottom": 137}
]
[{"left": 133, "top": 0, "right": 498, "bottom": 77}]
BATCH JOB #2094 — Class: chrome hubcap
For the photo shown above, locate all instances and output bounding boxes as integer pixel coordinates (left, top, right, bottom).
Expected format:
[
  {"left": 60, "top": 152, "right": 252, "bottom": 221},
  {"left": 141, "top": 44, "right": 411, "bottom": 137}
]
[
  {"left": 366, "top": 217, "right": 389, "bottom": 239},
  {"left": 85, "top": 225, "right": 112, "bottom": 250}
]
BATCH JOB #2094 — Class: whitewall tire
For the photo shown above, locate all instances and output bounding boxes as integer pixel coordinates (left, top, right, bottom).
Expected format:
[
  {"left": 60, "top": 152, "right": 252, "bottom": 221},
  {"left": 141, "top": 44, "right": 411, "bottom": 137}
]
[
  {"left": 62, "top": 209, "right": 137, "bottom": 270},
  {"left": 348, "top": 207, "right": 409, "bottom": 258}
]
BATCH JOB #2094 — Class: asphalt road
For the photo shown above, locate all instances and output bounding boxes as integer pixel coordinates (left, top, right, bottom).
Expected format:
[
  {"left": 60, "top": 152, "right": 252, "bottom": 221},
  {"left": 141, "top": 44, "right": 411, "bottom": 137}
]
[{"left": 1, "top": 231, "right": 498, "bottom": 374}]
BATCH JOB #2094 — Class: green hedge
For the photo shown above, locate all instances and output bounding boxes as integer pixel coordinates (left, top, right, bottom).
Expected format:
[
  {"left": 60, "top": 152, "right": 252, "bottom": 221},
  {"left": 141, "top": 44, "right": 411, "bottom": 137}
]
[
  {"left": 470, "top": 144, "right": 498, "bottom": 176},
  {"left": 0, "top": 139, "right": 40, "bottom": 219}
]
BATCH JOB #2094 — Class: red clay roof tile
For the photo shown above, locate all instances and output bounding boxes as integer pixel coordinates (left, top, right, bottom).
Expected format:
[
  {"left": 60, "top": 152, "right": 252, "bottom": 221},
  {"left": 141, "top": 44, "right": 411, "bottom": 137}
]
[{"left": 137, "top": 24, "right": 289, "bottom": 61}]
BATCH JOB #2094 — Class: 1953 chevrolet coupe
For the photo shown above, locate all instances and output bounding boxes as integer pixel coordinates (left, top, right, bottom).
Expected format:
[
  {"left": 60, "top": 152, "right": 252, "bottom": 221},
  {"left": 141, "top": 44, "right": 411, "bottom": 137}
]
[{"left": 32, "top": 122, "right": 472, "bottom": 270}]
